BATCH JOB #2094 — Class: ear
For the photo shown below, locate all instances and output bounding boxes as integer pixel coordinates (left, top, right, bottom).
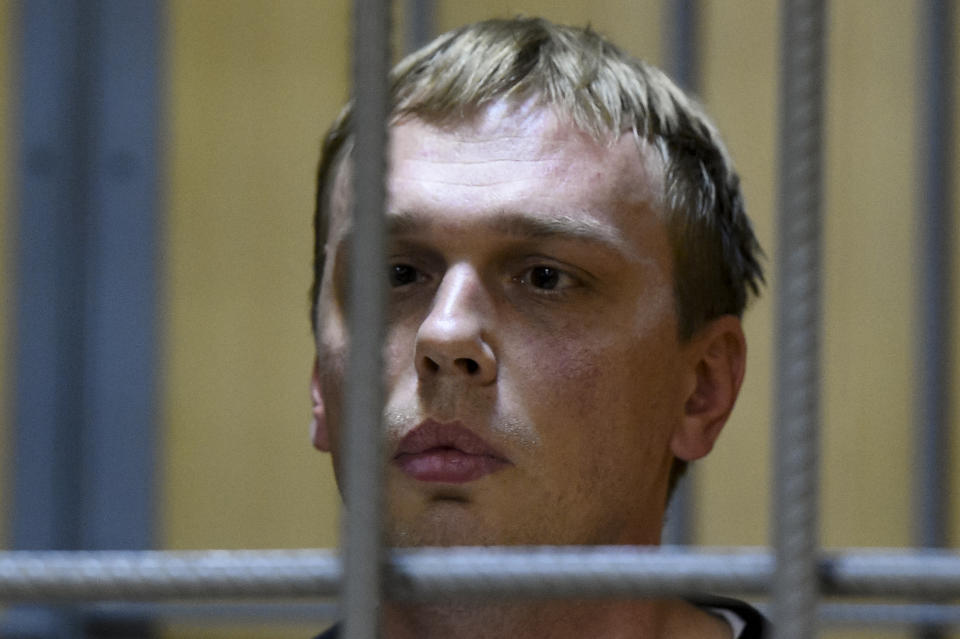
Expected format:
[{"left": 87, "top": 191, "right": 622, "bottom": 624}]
[
  {"left": 310, "top": 358, "right": 331, "bottom": 452},
  {"left": 670, "top": 315, "right": 747, "bottom": 462}
]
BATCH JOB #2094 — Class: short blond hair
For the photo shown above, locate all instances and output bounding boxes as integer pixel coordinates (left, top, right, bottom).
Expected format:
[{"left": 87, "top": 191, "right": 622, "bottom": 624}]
[{"left": 311, "top": 17, "right": 763, "bottom": 340}]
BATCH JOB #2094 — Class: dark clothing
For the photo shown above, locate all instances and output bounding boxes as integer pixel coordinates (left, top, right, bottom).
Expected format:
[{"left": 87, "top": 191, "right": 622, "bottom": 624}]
[
  {"left": 688, "top": 595, "right": 770, "bottom": 639},
  {"left": 313, "top": 596, "right": 769, "bottom": 638},
  {"left": 313, "top": 625, "right": 338, "bottom": 639}
]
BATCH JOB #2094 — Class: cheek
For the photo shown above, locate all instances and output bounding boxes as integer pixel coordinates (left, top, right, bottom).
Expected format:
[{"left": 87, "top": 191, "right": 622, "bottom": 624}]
[
  {"left": 510, "top": 334, "right": 611, "bottom": 444},
  {"left": 512, "top": 325, "right": 681, "bottom": 459},
  {"left": 384, "top": 324, "right": 417, "bottom": 379},
  {"left": 546, "top": 345, "right": 607, "bottom": 416},
  {"left": 516, "top": 320, "right": 639, "bottom": 406},
  {"left": 316, "top": 329, "right": 348, "bottom": 447}
]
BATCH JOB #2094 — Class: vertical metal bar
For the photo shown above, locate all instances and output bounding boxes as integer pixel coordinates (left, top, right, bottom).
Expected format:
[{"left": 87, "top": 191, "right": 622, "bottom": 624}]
[
  {"left": 660, "top": 0, "right": 699, "bottom": 547},
  {"left": 405, "top": 0, "right": 435, "bottom": 54},
  {"left": 662, "top": 480, "right": 693, "bottom": 546},
  {"left": 915, "top": 2, "right": 953, "bottom": 638},
  {"left": 81, "top": 0, "right": 161, "bottom": 554},
  {"left": 773, "top": 1, "right": 825, "bottom": 639},
  {"left": 342, "top": 1, "right": 392, "bottom": 638},
  {"left": 915, "top": 0, "right": 953, "bottom": 552},
  {"left": 9, "top": 1, "right": 92, "bottom": 636},
  {"left": 8, "top": 1, "right": 161, "bottom": 635},
  {"left": 13, "top": 0, "right": 88, "bottom": 556},
  {"left": 662, "top": 0, "right": 699, "bottom": 93}
]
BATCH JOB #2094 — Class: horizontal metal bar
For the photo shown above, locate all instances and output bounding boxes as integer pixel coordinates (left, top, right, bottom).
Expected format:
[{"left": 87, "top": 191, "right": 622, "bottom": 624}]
[
  {"left": 84, "top": 602, "right": 340, "bottom": 624},
  {"left": 823, "top": 552, "right": 960, "bottom": 598},
  {"left": 77, "top": 602, "right": 960, "bottom": 628},
  {"left": 819, "top": 603, "right": 960, "bottom": 627},
  {"left": 2, "top": 548, "right": 960, "bottom": 603},
  {"left": 0, "top": 549, "right": 341, "bottom": 601},
  {"left": 388, "top": 547, "right": 770, "bottom": 599}
]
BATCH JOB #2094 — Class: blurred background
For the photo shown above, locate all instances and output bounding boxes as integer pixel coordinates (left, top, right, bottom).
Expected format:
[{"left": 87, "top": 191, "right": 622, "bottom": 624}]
[{"left": 0, "top": 1, "right": 957, "bottom": 638}]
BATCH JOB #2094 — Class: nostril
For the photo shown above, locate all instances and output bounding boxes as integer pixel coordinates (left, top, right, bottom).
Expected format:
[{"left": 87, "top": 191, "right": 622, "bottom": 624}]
[
  {"left": 456, "top": 358, "right": 479, "bottom": 375},
  {"left": 422, "top": 357, "right": 440, "bottom": 373}
]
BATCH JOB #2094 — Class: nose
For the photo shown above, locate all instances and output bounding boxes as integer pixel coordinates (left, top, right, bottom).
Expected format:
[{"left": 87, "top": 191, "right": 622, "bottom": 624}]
[{"left": 414, "top": 264, "right": 497, "bottom": 384}]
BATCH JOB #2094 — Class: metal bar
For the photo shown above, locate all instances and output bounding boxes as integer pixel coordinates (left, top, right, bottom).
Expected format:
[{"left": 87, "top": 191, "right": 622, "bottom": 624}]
[
  {"left": 0, "top": 550, "right": 342, "bottom": 601},
  {"left": 915, "top": 4, "right": 954, "bottom": 638},
  {"left": 13, "top": 0, "right": 162, "bottom": 550},
  {"left": 662, "top": 492, "right": 693, "bottom": 546},
  {"left": 660, "top": 0, "right": 699, "bottom": 547},
  {"left": 388, "top": 547, "right": 771, "bottom": 599},
  {"left": 915, "top": 0, "right": 954, "bottom": 553},
  {"left": 661, "top": 0, "right": 699, "bottom": 93},
  {"left": 10, "top": 2, "right": 92, "bottom": 635},
  {"left": 84, "top": 602, "right": 340, "bottom": 624},
  {"left": 3, "top": 548, "right": 960, "bottom": 603},
  {"left": 342, "top": 1, "right": 392, "bottom": 638},
  {"left": 81, "top": 0, "right": 161, "bottom": 553},
  {"left": 77, "top": 601, "right": 960, "bottom": 629},
  {"left": 11, "top": 3, "right": 162, "bottom": 635},
  {"left": 823, "top": 551, "right": 960, "bottom": 598},
  {"left": 820, "top": 604, "right": 960, "bottom": 627},
  {"left": 404, "top": 0, "right": 435, "bottom": 54},
  {"left": 13, "top": 0, "right": 88, "bottom": 557},
  {"left": 774, "top": 1, "right": 826, "bottom": 639}
]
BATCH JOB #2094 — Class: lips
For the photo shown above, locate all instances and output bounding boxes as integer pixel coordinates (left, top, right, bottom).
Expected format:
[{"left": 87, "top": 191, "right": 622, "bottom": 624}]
[{"left": 393, "top": 420, "right": 511, "bottom": 483}]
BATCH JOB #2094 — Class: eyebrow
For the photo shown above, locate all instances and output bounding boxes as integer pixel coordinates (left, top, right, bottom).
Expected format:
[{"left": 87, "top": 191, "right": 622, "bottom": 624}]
[{"left": 386, "top": 209, "right": 628, "bottom": 250}]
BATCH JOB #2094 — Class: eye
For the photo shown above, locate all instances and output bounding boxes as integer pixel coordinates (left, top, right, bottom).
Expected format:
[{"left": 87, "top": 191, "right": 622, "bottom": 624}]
[
  {"left": 515, "top": 265, "right": 578, "bottom": 293},
  {"left": 389, "top": 264, "right": 421, "bottom": 287},
  {"left": 529, "top": 266, "right": 561, "bottom": 290}
]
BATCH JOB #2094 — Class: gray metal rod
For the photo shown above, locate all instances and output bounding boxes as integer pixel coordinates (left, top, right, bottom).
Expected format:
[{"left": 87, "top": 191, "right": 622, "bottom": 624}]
[
  {"left": 660, "top": 0, "right": 699, "bottom": 547},
  {"left": 661, "top": 0, "right": 699, "bottom": 93},
  {"left": 915, "top": 5, "right": 954, "bottom": 639},
  {"left": 78, "top": 601, "right": 960, "bottom": 629},
  {"left": 819, "top": 604, "right": 960, "bottom": 627},
  {"left": 404, "top": 0, "right": 435, "bottom": 54},
  {"left": 0, "top": 549, "right": 342, "bottom": 601},
  {"left": 343, "top": 1, "right": 392, "bottom": 638},
  {"left": 4, "top": 548, "right": 960, "bottom": 603},
  {"left": 388, "top": 547, "right": 771, "bottom": 599},
  {"left": 915, "top": 0, "right": 954, "bottom": 553},
  {"left": 774, "top": 1, "right": 826, "bottom": 639}
]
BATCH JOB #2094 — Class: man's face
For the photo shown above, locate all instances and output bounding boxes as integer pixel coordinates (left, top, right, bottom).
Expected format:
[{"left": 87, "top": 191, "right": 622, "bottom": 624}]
[{"left": 313, "top": 100, "right": 704, "bottom": 547}]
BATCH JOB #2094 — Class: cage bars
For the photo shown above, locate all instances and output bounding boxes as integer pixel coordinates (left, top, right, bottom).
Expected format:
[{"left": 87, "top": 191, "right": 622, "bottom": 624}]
[
  {"left": 915, "top": 4, "right": 956, "bottom": 636},
  {"left": 404, "top": 0, "right": 435, "bottom": 53},
  {"left": 660, "top": 0, "right": 699, "bottom": 548},
  {"left": 773, "top": 1, "right": 826, "bottom": 638},
  {"left": 4, "top": 547, "right": 960, "bottom": 603},
  {"left": 915, "top": 0, "right": 955, "bottom": 554},
  {"left": 340, "top": 1, "right": 392, "bottom": 638},
  {"left": 2, "top": 0, "right": 957, "bottom": 636}
]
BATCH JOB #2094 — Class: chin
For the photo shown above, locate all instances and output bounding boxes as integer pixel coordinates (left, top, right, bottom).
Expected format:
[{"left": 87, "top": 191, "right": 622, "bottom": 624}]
[{"left": 387, "top": 501, "right": 516, "bottom": 547}]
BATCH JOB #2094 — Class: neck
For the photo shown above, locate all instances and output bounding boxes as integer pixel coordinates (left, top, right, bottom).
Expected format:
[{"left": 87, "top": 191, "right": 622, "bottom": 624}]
[{"left": 382, "top": 598, "right": 670, "bottom": 639}]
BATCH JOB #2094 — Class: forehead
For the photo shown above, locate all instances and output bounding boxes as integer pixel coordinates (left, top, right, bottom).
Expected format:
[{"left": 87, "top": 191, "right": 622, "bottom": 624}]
[{"left": 326, "top": 100, "right": 666, "bottom": 241}]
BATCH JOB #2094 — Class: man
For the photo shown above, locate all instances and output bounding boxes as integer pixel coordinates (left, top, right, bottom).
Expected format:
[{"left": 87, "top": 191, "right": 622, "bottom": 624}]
[{"left": 309, "top": 17, "right": 766, "bottom": 638}]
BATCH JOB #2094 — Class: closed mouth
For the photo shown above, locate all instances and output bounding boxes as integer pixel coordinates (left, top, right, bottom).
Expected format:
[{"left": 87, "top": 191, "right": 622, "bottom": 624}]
[{"left": 393, "top": 420, "right": 511, "bottom": 483}]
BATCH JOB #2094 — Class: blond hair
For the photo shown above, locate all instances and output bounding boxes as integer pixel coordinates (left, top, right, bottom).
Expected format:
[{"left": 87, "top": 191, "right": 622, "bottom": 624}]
[{"left": 311, "top": 17, "right": 762, "bottom": 340}]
